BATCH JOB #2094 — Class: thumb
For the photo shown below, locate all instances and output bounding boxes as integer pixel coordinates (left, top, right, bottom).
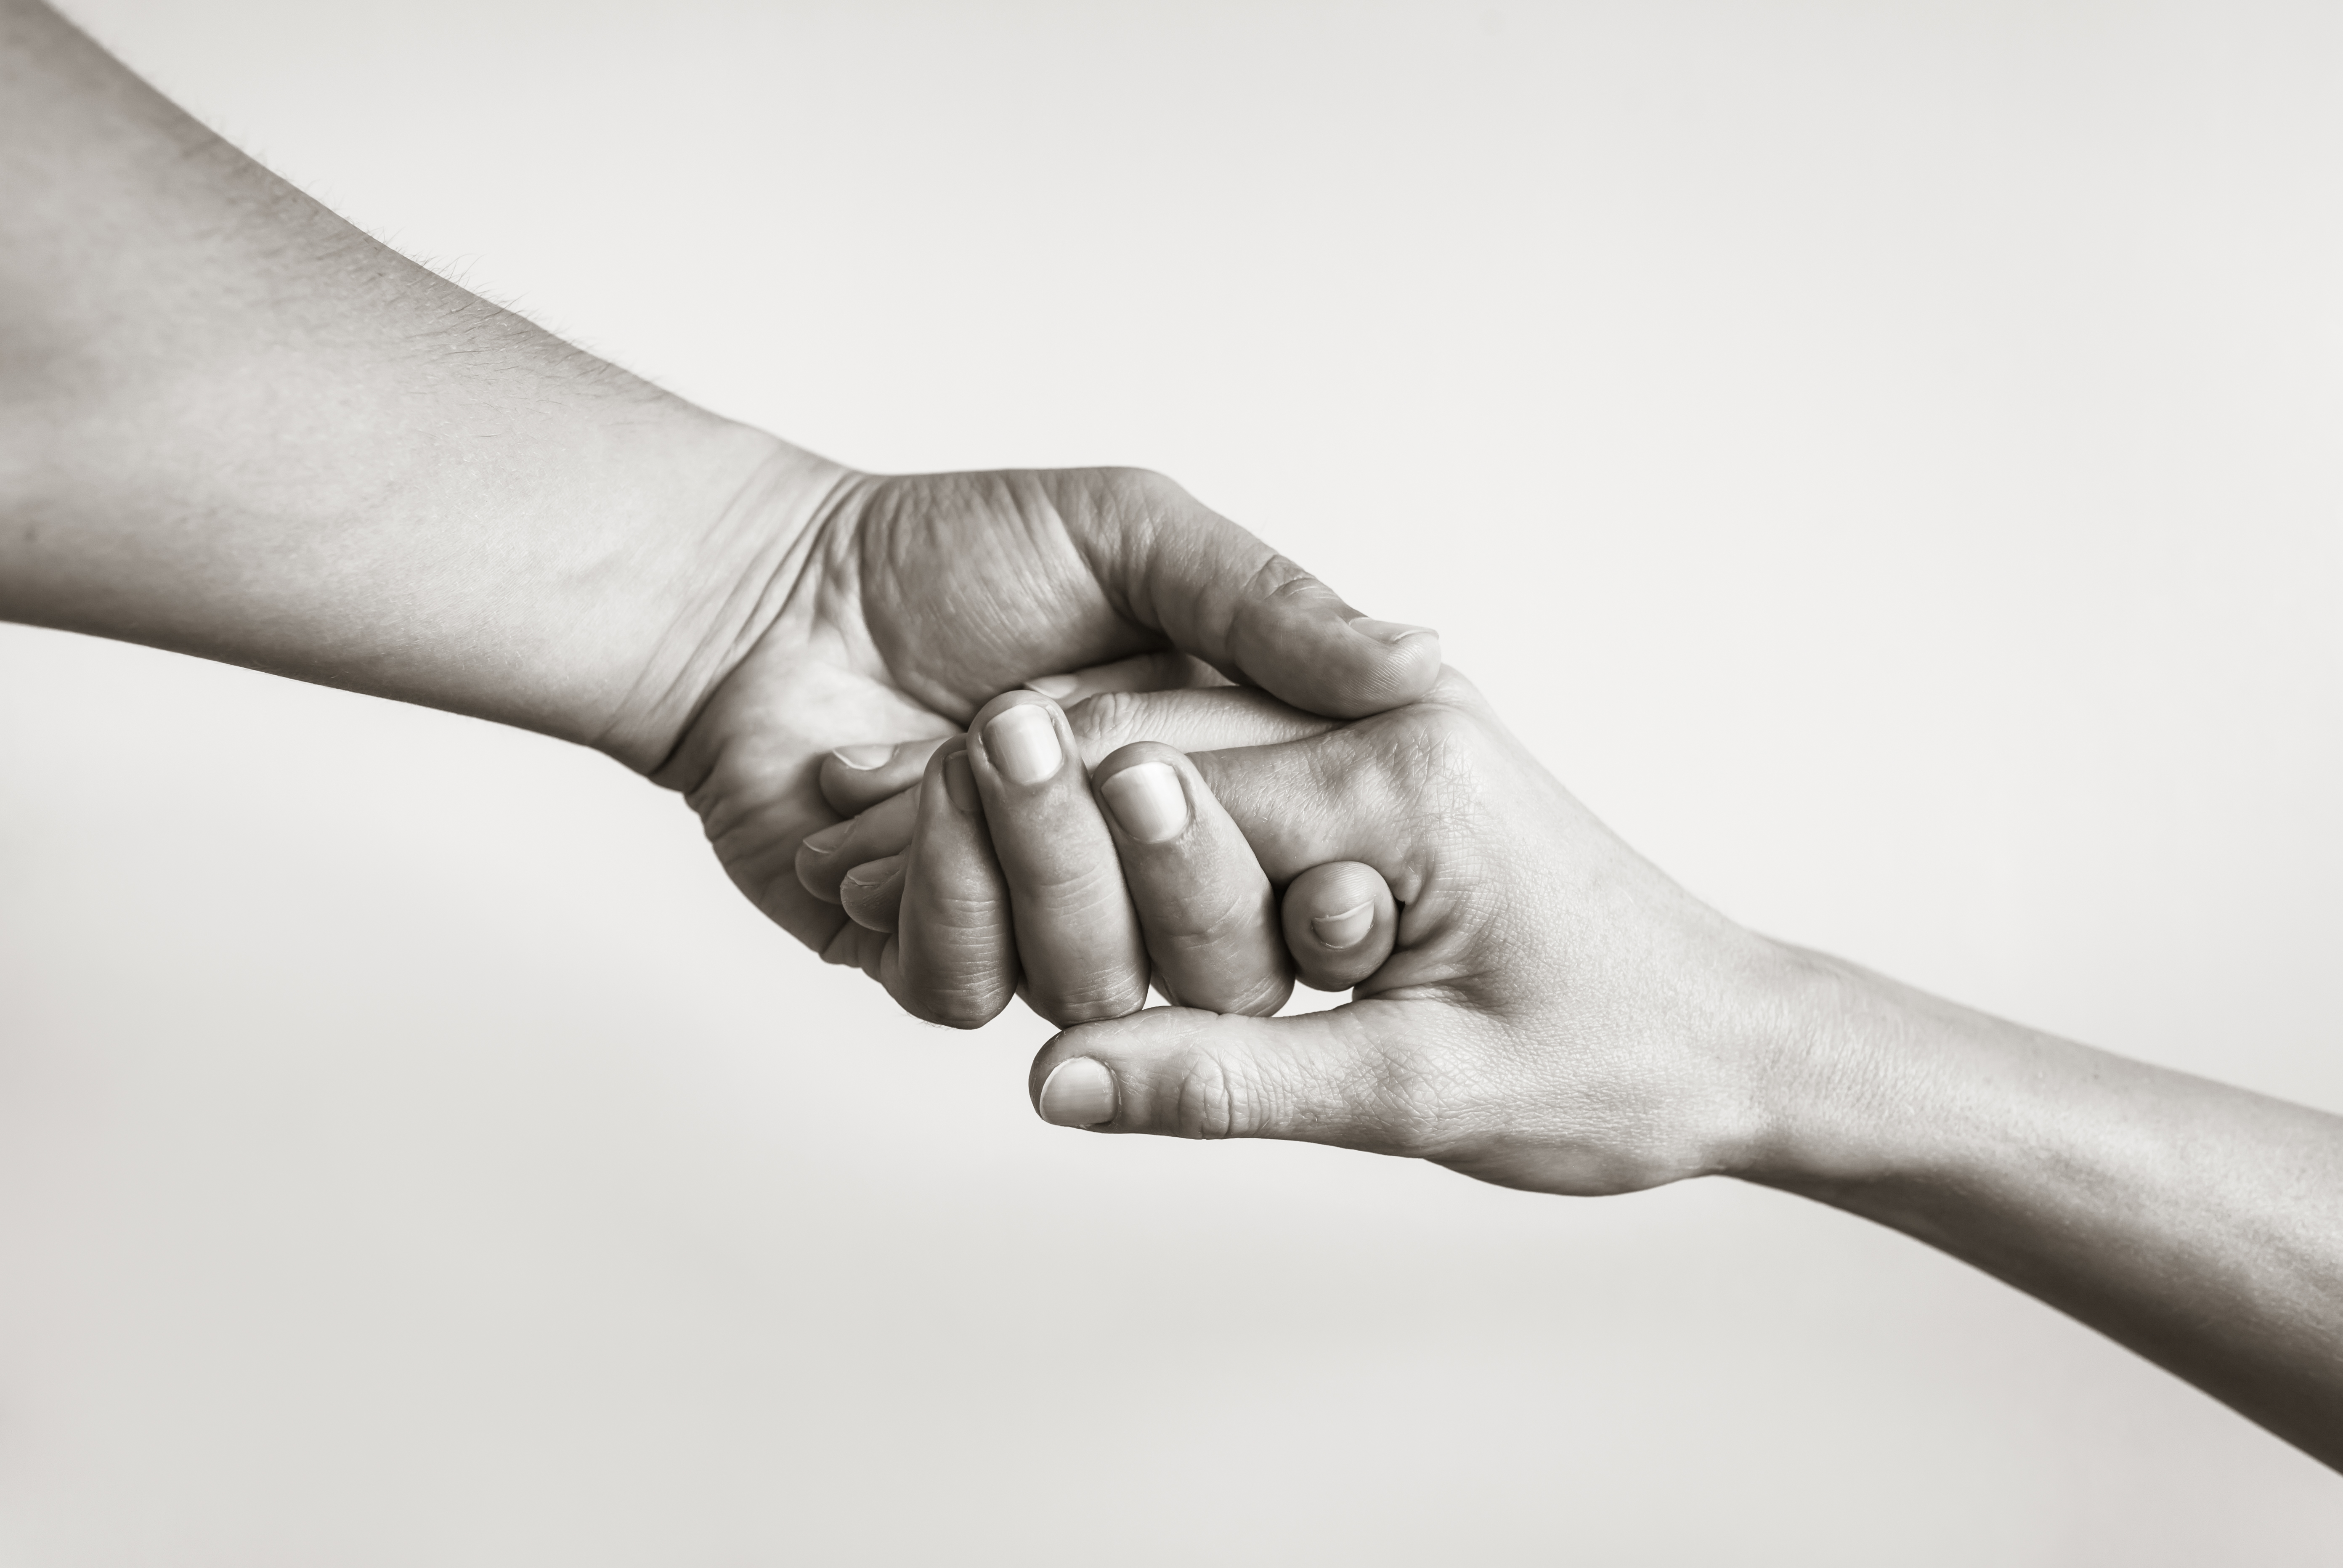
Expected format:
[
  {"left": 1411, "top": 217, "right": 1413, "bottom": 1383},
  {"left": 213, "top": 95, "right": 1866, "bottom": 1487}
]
[
  {"left": 1048, "top": 470, "right": 1443, "bottom": 720},
  {"left": 1029, "top": 1001, "right": 1438, "bottom": 1157}
]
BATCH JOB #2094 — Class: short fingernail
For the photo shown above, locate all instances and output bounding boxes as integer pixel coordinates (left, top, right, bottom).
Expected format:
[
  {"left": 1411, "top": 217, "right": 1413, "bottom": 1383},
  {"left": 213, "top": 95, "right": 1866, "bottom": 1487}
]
[
  {"left": 1038, "top": 1057, "right": 1117, "bottom": 1127},
  {"left": 1023, "top": 673, "right": 1082, "bottom": 701},
  {"left": 801, "top": 821, "right": 852, "bottom": 858},
  {"left": 1348, "top": 616, "right": 1439, "bottom": 646},
  {"left": 841, "top": 860, "right": 891, "bottom": 891},
  {"left": 986, "top": 704, "right": 1062, "bottom": 785},
  {"left": 830, "top": 743, "right": 897, "bottom": 770},
  {"left": 942, "top": 748, "right": 979, "bottom": 812},
  {"left": 1311, "top": 900, "right": 1375, "bottom": 950},
  {"left": 1099, "top": 762, "right": 1188, "bottom": 844}
]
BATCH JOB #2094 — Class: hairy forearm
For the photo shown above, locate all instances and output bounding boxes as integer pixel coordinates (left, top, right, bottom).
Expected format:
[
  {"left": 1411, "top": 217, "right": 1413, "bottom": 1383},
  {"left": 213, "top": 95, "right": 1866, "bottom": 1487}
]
[
  {"left": 0, "top": 0, "right": 834, "bottom": 769},
  {"left": 1746, "top": 947, "right": 2343, "bottom": 1465}
]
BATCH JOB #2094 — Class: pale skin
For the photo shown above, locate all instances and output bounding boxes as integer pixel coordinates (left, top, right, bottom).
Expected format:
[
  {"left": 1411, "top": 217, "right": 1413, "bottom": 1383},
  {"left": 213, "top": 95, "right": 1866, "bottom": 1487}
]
[
  {"left": 2, "top": 0, "right": 2336, "bottom": 1476},
  {"left": 819, "top": 677, "right": 2343, "bottom": 1467}
]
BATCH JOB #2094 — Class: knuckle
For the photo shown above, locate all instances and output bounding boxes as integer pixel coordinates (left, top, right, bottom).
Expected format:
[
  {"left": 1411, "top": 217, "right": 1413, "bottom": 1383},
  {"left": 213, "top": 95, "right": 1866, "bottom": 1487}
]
[
  {"left": 1104, "top": 465, "right": 1185, "bottom": 511},
  {"left": 1019, "top": 857, "right": 1136, "bottom": 909},
  {"left": 1371, "top": 703, "right": 1487, "bottom": 802},
  {"left": 1171, "top": 1052, "right": 1250, "bottom": 1140},
  {"left": 1146, "top": 883, "right": 1262, "bottom": 952},
  {"left": 1223, "top": 972, "right": 1293, "bottom": 1019},
  {"left": 1067, "top": 689, "right": 1144, "bottom": 754},
  {"left": 1242, "top": 552, "right": 1324, "bottom": 610},
  {"left": 1071, "top": 466, "right": 1189, "bottom": 540}
]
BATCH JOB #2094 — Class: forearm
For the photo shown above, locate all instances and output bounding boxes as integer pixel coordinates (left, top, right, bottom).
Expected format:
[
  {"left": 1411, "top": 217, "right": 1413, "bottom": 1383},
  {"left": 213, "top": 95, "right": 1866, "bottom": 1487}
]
[
  {"left": 1746, "top": 946, "right": 2343, "bottom": 1465},
  {"left": 0, "top": 0, "right": 834, "bottom": 770}
]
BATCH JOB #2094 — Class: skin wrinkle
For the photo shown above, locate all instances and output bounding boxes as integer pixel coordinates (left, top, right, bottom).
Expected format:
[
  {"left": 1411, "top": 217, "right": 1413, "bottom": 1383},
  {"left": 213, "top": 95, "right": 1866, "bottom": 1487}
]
[
  {"left": 1080, "top": 468, "right": 1210, "bottom": 658},
  {"left": 1177, "top": 1049, "right": 1241, "bottom": 1141},
  {"left": 1010, "top": 849, "right": 1140, "bottom": 903},
  {"left": 1073, "top": 468, "right": 1371, "bottom": 700},
  {"left": 1191, "top": 725, "right": 1399, "bottom": 883},
  {"left": 1144, "top": 891, "right": 1286, "bottom": 1016},
  {"left": 1147, "top": 886, "right": 1264, "bottom": 952},
  {"left": 1066, "top": 467, "right": 1154, "bottom": 630},
  {"left": 1223, "top": 554, "right": 1338, "bottom": 692},
  {"left": 693, "top": 753, "right": 810, "bottom": 847},
  {"left": 862, "top": 472, "right": 1138, "bottom": 718},
  {"left": 608, "top": 448, "right": 847, "bottom": 773}
]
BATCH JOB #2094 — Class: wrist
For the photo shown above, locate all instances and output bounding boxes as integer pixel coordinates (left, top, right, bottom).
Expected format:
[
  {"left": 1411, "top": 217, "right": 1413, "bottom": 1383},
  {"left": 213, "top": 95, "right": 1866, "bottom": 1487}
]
[
  {"left": 1714, "top": 940, "right": 1958, "bottom": 1189},
  {"left": 1721, "top": 941, "right": 2083, "bottom": 1199},
  {"left": 585, "top": 423, "right": 855, "bottom": 774}
]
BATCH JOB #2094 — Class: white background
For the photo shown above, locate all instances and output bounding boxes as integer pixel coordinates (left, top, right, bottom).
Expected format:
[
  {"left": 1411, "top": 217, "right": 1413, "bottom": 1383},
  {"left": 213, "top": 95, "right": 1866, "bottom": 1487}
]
[{"left": 4, "top": 0, "right": 2340, "bottom": 1560}]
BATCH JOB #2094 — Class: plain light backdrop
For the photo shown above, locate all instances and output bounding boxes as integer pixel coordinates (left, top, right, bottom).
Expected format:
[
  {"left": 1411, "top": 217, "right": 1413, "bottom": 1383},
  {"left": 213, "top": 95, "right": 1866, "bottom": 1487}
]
[{"left": 3, "top": 1, "right": 2339, "bottom": 1561}]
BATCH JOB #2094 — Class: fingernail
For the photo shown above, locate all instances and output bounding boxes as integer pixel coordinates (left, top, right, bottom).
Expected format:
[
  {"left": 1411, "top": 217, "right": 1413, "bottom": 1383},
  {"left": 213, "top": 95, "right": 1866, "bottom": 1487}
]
[
  {"left": 842, "top": 860, "right": 891, "bottom": 891},
  {"left": 830, "top": 743, "right": 897, "bottom": 770},
  {"left": 1099, "top": 762, "right": 1188, "bottom": 844},
  {"left": 942, "top": 748, "right": 979, "bottom": 812},
  {"left": 985, "top": 704, "right": 1062, "bottom": 785},
  {"left": 801, "top": 821, "right": 851, "bottom": 858},
  {"left": 1311, "top": 900, "right": 1375, "bottom": 950},
  {"left": 1348, "top": 616, "right": 1439, "bottom": 646},
  {"left": 1038, "top": 1058, "right": 1117, "bottom": 1127},
  {"left": 1023, "top": 673, "right": 1082, "bottom": 701}
]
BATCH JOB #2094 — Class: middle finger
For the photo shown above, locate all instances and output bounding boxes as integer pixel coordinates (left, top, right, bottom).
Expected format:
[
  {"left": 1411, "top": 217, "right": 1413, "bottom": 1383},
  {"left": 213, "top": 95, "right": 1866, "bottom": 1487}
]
[{"left": 966, "top": 691, "right": 1149, "bottom": 1026}]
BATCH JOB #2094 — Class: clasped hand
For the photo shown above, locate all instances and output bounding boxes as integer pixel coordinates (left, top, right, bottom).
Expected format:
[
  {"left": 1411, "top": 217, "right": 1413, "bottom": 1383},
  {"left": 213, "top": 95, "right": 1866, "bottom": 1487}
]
[{"left": 796, "top": 664, "right": 1798, "bottom": 1199}]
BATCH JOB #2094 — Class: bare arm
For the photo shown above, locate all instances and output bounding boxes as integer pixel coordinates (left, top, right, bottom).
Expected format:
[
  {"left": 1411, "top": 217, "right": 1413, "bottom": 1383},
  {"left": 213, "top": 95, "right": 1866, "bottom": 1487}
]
[
  {"left": 814, "top": 677, "right": 2343, "bottom": 1466},
  {"left": 0, "top": 0, "right": 1441, "bottom": 958},
  {"left": 0, "top": 0, "right": 814, "bottom": 770},
  {"left": 1760, "top": 951, "right": 2343, "bottom": 1462}
]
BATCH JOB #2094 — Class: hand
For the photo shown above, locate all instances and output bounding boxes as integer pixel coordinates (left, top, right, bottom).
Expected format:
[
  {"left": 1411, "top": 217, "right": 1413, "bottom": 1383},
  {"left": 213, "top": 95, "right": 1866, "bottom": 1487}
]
[
  {"left": 1012, "top": 671, "right": 1789, "bottom": 1194},
  {"left": 647, "top": 463, "right": 1441, "bottom": 957},
  {"left": 819, "top": 670, "right": 1788, "bottom": 1194},
  {"left": 810, "top": 687, "right": 1403, "bottom": 1028},
  {"left": 987, "top": 678, "right": 2343, "bottom": 1472}
]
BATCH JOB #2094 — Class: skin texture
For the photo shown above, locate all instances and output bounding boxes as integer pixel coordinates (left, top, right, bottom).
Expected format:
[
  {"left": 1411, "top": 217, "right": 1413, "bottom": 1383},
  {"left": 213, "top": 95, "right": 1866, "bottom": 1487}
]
[{"left": 832, "top": 678, "right": 2343, "bottom": 1468}]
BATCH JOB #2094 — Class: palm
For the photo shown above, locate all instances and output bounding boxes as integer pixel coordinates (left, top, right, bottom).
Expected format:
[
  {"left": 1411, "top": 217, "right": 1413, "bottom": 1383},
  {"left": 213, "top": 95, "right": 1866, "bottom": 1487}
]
[{"left": 658, "top": 469, "right": 1191, "bottom": 954}]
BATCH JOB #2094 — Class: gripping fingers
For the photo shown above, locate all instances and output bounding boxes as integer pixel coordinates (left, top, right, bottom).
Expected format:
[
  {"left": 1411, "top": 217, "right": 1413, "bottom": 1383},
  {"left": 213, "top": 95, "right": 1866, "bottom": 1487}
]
[
  {"left": 888, "top": 742, "right": 1018, "bottom": 1028},
  {"left": 812, "top": 684, "right": 1337, "bottom": 909},
  {"left": 840, "top": 854, "right": 905, "bottom": 933},
  {"left": 820, "top": 736, "right": 950, "bottom": 816},
  {"left": 967, "top": 691, "right": 1150, "bottom": 1026},
  {"left": 1092, "top": 743, "right": 1291, "bottom": 1016},
  {"left": 796, "top": 783, "right": 919, "bottom": 904},
  {"left": 1282, "top": 862, "right": 1397, "bottom": 992}
]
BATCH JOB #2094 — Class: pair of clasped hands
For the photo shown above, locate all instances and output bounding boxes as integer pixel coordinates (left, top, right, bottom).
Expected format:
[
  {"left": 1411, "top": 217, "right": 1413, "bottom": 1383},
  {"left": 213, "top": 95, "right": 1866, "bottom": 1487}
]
[
  {"left": 691, "top": 467, "right": 1782, "bottom": 1199},
  {"left": 802, "top": 657, "right": 1409, "bottom": 1117}
]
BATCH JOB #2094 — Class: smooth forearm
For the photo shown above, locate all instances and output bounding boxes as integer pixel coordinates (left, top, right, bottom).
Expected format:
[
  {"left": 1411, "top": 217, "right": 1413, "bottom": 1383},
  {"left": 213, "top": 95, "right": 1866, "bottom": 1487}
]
[
  {"left": 1744, "top": 946, "right": 2343, "bottom": 1464},
  {"left": 0, "top": 0, "right": 834, "bottom": 769}
]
